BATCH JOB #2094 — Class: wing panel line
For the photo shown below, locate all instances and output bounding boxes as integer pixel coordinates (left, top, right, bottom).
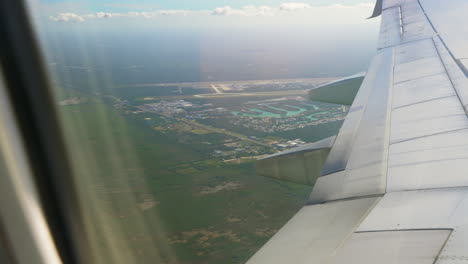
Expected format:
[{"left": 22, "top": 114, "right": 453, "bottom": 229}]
[
  {"left": 431, "top": 37, "right": 468, "bottom": 115},
  {"left": 416, "top": 0, "right": 463, "bottom": 75}
]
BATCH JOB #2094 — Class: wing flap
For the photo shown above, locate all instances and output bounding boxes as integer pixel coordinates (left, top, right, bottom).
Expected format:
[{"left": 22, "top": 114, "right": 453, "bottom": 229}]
[
  {"left": 312, "top": 48, "right": 394, "bottom": 202},
  {"left": 246, "top": 197, "right": 379, "bottom": 264},
  {"left": 308, "top": 76, "right": 364, "bottom": 105},
  {"left": 255, "top": 136, "right": 335, "bottom": 186},
  {"left": 332, "top": 230, "right": 450, "bottom": 264},
  {"left": 356, "top": 188, "right": 468, "bottom": 263}
]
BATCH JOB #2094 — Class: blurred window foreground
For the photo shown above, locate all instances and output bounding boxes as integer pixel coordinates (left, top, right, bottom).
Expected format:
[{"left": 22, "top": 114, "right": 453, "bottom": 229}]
[{"left": 0, "top": 0, "right": 378, "bottom": 263}]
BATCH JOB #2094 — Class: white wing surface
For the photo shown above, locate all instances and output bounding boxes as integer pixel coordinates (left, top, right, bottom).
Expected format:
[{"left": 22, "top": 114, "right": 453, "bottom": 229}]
[{"left": 248, "top": 0, "right": 468, "bottom": 263}]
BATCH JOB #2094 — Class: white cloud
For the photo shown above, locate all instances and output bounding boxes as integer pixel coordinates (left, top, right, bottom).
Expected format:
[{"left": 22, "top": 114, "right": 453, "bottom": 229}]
[
  {"left": 49, "top": 2, "right": 375, "bottom": 22},
  {"left": 358, "top": 3, "right": 375, "bottom": 8},
  {"left": 49, "top": 12, "right": 85, "bottom": 22},
  {"left": 211, "top": 5, "right": 275, "bottom": 16},
  {"left": 212, "top": 6, "right": 236, "bottom": 16},
  {"left": 159, "top": 10, "right": 190, "bottom": 16},
  {"left": 96, "top": 12, "right": 113, "bottom": 18},
  {"left": 49, "top": 10, "right": 178, "bottom": 21},
  {"left": 328, "top": 2, "right": 374, "bottom": 9},
  {"left": 101, "top": 3, "right": 160, "bottom": 11},
  {"left": 127, "top": 12, "right": 157, "bottom": 18},
  {"left": 243, "top": 5, "right": 276, "bottom": 16},
  {"left": 279, "top": 2, "right": 312, "bottom": 11}
]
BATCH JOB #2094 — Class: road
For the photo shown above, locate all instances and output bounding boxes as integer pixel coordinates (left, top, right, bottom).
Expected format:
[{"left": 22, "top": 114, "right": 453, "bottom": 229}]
[
  {"left": 210, "top": 84, "right": 223, "bottom": 94},
  {"left": 180, "top": 118, "right": 271, "bottom": 147}
]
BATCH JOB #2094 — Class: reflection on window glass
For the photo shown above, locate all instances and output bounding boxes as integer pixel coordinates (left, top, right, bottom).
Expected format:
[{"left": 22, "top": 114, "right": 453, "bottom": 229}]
[{"left": 27, "top": 0, "right": 378, "bottom": 263}]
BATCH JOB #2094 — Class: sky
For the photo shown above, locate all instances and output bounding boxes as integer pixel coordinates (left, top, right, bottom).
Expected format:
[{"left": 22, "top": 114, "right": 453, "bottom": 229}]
[
  {"left": 38, "top": 0, "right": 373, "bottom": 11},
  {"left": 31, "top": 0, "right": 378, "bottom": 26},
  {"left": 28, "top": 0, "right": 381, "bottom": 82}
]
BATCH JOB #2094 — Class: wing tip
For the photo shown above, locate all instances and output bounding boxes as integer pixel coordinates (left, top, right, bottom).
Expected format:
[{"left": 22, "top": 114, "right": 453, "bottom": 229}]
[{"left": 368, "top": 0, "right": 383, "bottom": 19}]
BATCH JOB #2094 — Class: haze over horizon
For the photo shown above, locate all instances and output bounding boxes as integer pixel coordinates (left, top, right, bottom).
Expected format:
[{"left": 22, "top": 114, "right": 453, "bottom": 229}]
[{"left": 32, "top": 0, "right": 381, "bottom": 83}]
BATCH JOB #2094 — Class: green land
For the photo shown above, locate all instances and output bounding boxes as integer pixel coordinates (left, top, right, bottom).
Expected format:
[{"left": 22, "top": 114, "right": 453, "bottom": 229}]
[
  {"left": 52, "top": 73, "right": 361, "bottom": 263},
  {"left": 56, "top": 90, "right": 314, "bottom": 264}
]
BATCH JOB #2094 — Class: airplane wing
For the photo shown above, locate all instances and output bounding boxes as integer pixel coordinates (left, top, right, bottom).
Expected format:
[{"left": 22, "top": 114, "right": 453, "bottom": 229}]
[{"left": 248, "top": 0, "right": 468, "bottom": 263}]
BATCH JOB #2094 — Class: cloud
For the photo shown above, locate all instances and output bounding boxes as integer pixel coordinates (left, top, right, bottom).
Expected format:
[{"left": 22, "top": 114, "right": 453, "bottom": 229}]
[
  {"left": 159, "top": 10, "right": 190, "bottom": 16},
  {"left": 101, "top": 3, "right": 160, "bottom": 11},
  {"left": 126, "top": 12, "right": 156, "bottom": 18},
  {"left": 211, "top": 5, "right": 275, "bottom": 16},
  {"left": 49, "top": 10, "right": 189, "bottom": 22},
  {"left": 96, "top": 12, "right": 113, "bottom": 18},
  {"left": 328, "top": 2, "right": 374, "bottom": 9},
  {"left": 358, "top": 3, "right": 375, "bottom": 8},
  {"left": 49, "top": 2, "right": 375, "bottom": 22},
  {"left": 211, "top": 2, "right": 313, "bottom": 16},
  {"left": 49, "top": 12, "right": 85, "bottom": 22},
  {"left": 279, "top": 2, "right": 312, "bottom": 11},
  {"left": 212, "top": 6, "right": 236, "bottom": 16}
]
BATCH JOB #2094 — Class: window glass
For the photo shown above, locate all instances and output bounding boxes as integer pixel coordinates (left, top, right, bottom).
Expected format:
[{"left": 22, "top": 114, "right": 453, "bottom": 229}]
[{"left": 26, "top": 1, "right": 378, "bottom": 263}]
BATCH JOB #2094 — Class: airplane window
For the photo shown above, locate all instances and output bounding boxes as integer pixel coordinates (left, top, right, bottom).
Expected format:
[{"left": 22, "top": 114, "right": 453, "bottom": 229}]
[{"left": 24, "top": 0, "right": 378, "bottom": 263}]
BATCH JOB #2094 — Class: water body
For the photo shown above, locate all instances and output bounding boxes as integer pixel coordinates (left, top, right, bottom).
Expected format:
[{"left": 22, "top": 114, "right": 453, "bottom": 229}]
[
  {"left": 232, "top": 109, "right": 281, "bottom": 118},
  {"left": 289, "top": 104, "right": 319, "bottom": 111},
  {"left": 268, "top": 106, "right": 307, "bottom": 116},
  {"left": 305, "top": 111, "right": 330, "bottom": 120}
]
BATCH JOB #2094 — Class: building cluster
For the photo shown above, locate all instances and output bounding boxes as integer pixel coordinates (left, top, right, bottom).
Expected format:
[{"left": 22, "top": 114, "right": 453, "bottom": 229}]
[
  {"left": 139, "top": 100, "right": 195, "bottom": 115},
  {"left": 228, "top": 112, "right": 346, "bottom": 133},
  {"left": 138, "top": 100, "right": 228, "bottom": 119},
  {"left": 275, "top": 139, "right": 306, "bottom": 149},
  {"left": 212, "top": 141, "right": 262, "bottom": 158},
  {"left": 136, "top": 98, "right": 347, "bottom": 134}
]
